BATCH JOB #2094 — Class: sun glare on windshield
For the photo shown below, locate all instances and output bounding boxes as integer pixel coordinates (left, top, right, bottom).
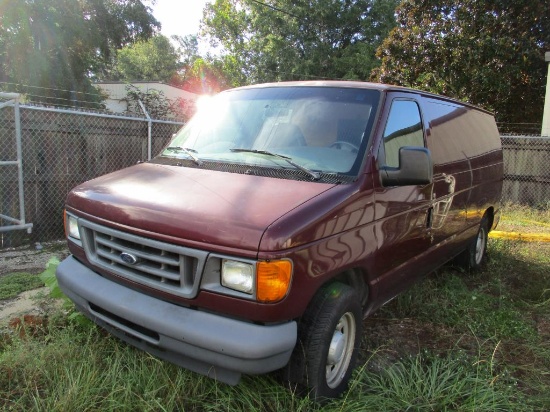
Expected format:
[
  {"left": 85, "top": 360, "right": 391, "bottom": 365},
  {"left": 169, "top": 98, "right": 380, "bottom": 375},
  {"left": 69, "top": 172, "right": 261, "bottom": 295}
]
[{"left": 163, "top": 87, "right": 380, "bottom": 178}]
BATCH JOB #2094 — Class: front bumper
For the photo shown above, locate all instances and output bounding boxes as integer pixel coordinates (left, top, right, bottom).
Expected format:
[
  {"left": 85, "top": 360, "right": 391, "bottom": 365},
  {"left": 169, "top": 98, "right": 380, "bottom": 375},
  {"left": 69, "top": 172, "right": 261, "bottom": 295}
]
[{"left": 56, "top": 256, "right": 297, "bottom": 385}]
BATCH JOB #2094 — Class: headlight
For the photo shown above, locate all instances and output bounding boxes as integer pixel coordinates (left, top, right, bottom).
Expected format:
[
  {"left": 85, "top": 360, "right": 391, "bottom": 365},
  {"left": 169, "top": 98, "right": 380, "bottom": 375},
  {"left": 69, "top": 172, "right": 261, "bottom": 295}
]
[
  {"left": 221, "top": 260, "right": 254, "bottom": 294},
  {"left": 64, "top": 211, "right": 80, "bottom": 240}
]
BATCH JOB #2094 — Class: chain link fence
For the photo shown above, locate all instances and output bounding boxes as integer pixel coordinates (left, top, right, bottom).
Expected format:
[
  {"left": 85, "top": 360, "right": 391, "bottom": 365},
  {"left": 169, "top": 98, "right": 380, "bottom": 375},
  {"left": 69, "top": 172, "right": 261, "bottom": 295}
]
[
  {"left": 502, "top": 135, "right": 550, "bottom": 210},
  {"left": 1, "top": 95, "right": 182, "bottom": 248},
  {"left": 496, "top": 122, "right": 550, "bottom": 209},
  {"left": 1, "top": 96, "right": 549, "bottom": 248}
]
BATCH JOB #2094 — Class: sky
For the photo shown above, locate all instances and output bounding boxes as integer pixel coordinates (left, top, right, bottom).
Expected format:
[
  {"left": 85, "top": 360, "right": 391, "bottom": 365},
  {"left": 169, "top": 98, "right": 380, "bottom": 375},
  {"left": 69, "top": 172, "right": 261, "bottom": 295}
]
[{"left": 150, "top": 0, "right": 212, "bottom": 39}]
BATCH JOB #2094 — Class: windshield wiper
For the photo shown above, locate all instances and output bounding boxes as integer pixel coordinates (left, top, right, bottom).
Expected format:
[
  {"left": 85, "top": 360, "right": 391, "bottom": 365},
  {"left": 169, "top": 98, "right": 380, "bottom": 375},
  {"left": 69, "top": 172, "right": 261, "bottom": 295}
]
[
  {"left": 165, "top": 146, "right": 202, "bottom": 165},
  {"left": 230, "top": 149, "right": 320, "bottom": 180}
]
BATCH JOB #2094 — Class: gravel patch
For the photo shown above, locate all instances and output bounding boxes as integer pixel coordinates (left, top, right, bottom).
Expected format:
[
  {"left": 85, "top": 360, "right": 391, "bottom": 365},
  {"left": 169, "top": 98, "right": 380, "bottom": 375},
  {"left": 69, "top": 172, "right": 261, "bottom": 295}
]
[{"left": 0, "top": 240, "right": 69, "bottom": 277}]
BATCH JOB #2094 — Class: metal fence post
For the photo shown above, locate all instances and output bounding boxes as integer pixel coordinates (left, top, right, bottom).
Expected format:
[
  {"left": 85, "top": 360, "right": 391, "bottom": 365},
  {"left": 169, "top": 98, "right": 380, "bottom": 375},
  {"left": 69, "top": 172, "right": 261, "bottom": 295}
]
[
  {"left": 14, "top": 94, "right": 28, "bottom": 231},
  {"left": 138, "top": 100, "right": 152, "bottom": 160},
  {"left": 541, "top": 51, "right": 550, "bottom": 136},
  {"left": 0, "top": 92, "right": 33, "bottom": 235}
]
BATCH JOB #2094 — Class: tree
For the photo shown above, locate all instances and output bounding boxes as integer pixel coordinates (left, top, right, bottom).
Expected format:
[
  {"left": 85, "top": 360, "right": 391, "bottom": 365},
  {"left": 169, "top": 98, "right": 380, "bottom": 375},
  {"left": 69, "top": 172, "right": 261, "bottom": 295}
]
[
  {"left": 177, "top": 57, "right": 235, "bottom": 94},
  {"left": 108, "top": 33, "right": 226, "bottom": 96},
  {"left": 168, "top": 34, "right": 228, "bottom": 94},
  {"left": 202, "top": 0, "right": 399, "bottom": 85},
  {"left": 0, "top": 0, "right": 159, "bottom": 107},
  {"left": 124, "top": 84, "right": 189, "bottom": 119},
  {"left": 173, "top": 34, "right": 200, "bottom": 68},
  {"left": 111, "top": 35, "right": 181, "bottom": 83},
  {"left": 371, "top": 0, "right": 550, "bottom": 125}
]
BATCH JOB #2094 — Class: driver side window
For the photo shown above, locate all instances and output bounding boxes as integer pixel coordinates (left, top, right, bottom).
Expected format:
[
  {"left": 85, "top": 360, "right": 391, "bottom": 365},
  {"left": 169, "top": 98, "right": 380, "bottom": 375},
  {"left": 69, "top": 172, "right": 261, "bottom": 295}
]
[{"left": 382, "top": 100, "right": 425, "bottom": 167}]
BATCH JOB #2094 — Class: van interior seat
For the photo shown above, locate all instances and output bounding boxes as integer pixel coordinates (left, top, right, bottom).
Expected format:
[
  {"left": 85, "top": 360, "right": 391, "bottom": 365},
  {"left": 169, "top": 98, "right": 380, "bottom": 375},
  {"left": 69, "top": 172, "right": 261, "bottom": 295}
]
[{"left": 252, "top": 123, "right": 306, "bottom": 150}]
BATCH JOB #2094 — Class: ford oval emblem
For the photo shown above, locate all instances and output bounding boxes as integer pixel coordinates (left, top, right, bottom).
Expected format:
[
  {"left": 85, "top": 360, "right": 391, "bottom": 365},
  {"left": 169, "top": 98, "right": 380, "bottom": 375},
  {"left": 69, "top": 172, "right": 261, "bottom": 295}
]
[{"left": 120, "top": 252, "right": 139, "bottom": 265}]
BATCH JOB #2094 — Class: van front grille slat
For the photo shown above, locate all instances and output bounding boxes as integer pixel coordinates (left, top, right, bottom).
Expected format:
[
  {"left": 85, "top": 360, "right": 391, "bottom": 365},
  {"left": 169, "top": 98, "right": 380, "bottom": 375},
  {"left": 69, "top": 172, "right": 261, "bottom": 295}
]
[
  {"left": 95, "top": 235, "right": 181, "bottom": 266},
  {"left": 79, "top": 219, "right": 208, "bottom": 299}
]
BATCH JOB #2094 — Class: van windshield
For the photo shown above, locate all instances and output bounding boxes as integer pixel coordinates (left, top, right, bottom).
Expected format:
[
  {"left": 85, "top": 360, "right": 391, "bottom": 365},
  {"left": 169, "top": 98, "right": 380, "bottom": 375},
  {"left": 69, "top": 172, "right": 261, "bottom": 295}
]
[{"left": 161, "top": 87, "right": 380, "bottom": 180}]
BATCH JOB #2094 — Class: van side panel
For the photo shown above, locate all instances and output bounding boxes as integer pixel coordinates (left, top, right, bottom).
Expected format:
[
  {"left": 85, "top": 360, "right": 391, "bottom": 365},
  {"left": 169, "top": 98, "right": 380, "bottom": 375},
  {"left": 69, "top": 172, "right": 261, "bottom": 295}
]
[
  {"left": 458, "top": 110, "right": 503, "bottom": 226},
  {"left": 421, "top": 97, "right": 503, "bottom": 254},
  {"left": 421, "top": 99, "right": 470, "bottom": 256}
]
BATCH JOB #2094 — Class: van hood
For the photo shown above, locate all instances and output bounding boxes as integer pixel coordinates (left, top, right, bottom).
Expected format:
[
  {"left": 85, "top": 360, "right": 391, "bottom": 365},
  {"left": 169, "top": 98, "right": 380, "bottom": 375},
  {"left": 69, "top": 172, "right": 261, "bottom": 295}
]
[{"left": 67, "top": 163, "right": 336, "bottom": 252}]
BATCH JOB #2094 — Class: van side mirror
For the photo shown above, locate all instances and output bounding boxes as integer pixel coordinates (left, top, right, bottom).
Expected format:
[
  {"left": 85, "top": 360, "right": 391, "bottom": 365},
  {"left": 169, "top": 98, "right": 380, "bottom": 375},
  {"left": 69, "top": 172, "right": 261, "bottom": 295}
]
[{"left": 380, "top": 147, "right": 433, "bottom": 186}]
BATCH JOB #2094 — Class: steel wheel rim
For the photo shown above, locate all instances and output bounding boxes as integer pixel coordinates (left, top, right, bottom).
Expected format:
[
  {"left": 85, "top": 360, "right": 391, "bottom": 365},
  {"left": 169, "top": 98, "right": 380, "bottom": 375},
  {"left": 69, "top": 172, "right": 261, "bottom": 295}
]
[
  {"left": 475, "top": 226, "right": 486, "bottom": 265},
  {"left": 326, "top": 312, "right": 356, "bottom": 389}
]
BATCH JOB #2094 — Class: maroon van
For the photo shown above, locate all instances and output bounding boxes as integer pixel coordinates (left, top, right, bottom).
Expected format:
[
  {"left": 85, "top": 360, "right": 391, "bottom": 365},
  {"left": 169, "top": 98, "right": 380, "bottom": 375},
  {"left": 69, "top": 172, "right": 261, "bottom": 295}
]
[{"left": 56, "top": 81, "right": 503, "bottom": 399}]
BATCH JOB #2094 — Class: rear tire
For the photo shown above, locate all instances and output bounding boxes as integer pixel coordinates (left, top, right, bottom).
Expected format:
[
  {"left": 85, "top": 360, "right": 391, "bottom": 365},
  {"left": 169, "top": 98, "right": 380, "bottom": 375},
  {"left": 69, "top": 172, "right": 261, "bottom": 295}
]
[
  {"left": 457, "top": 216, "right": 489, "bottom": 272},
  {"left": 285, "top": 282, "right": 362, "bottom": 401}
]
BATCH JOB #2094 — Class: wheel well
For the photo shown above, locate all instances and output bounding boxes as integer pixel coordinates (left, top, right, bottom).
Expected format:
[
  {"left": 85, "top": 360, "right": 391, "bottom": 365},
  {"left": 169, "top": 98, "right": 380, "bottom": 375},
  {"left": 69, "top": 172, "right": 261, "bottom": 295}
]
[
  {"left": 332, "top": 269, "right": 369, "bottom": 308},
  {"left": 485, "top": 207, "right": 495, "bottom": 230}
]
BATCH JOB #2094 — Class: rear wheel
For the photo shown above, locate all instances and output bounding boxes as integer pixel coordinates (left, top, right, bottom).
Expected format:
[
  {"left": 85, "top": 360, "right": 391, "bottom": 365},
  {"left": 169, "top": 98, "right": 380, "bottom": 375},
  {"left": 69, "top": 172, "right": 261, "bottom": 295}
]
[
  {"left": 286, "top": 282, "right": 362, "bottom": 400},
  {"left": 457, "top": 216, "right": 489, "bottom": 271}
]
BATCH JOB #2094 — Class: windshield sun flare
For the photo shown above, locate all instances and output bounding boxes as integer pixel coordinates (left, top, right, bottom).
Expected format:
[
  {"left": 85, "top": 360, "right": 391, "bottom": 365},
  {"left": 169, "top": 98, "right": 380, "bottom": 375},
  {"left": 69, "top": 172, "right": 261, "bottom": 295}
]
[{"left": 161, "top": 86, "right": 380, "bottom": 180}]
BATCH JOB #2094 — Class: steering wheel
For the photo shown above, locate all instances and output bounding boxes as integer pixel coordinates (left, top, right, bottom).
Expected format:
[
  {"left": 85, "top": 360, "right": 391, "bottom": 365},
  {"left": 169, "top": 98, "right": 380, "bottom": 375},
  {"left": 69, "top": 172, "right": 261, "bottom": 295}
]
[{"left": 330, "top": 141, "right": 359, "bottom": 153}]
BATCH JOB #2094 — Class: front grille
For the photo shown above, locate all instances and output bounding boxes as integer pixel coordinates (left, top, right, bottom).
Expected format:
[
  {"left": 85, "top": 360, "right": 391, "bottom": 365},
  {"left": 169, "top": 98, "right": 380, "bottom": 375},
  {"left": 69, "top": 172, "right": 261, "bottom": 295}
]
[{"left": 79, "top": 219, "right": 208, "bottom": 299}]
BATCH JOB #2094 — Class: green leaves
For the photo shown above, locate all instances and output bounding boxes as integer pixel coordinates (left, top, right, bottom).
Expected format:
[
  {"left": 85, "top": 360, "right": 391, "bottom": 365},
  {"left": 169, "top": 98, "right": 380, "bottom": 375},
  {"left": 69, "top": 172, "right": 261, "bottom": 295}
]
[
  {"left": 39, "top": 256, "right": 90, "bottom": 325},
  {"left": 202, "top": 0, "right": 400, "bottom": 85},
  {"left": 39, "top": 257, "right": 62, "bottom": 299},
  {"left": 372, "top": 0, "right": 550, "bottom": 124},
  {"left": 124, "top": 84, "right": 187, "bottom": 119},
  {"left": 0, "top": 0, "right": 159, "bottom": 107},
  {"left": 112, "top": 35, "right": 180, "bottom": 82}
]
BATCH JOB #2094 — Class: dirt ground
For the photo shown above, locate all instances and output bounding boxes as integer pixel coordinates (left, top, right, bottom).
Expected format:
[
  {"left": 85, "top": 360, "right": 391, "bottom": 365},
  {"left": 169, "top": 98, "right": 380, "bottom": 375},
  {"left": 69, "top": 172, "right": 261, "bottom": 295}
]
[
  {"left": 0, "top": 240, "right": 69, "bottom": 326},
  {"left": 0, "top": 240, "right": 69, "bottom": 277}
]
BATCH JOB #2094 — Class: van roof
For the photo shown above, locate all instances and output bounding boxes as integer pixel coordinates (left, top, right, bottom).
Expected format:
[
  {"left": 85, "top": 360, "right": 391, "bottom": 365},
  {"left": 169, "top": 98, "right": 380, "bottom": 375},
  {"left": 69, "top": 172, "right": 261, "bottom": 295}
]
[{"left": 232, "top": 81, "right": 492, "bottom": 115}]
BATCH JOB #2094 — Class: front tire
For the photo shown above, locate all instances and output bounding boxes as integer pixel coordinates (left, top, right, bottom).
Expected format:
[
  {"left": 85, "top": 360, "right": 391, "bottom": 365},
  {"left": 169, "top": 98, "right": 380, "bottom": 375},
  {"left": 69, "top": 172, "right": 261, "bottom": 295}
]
[
  {"left": 457, "top": 216, "right": 489, "bottom": 271},
  {"left": 286, "top": 282, "right": 362, "bottom": 400}
]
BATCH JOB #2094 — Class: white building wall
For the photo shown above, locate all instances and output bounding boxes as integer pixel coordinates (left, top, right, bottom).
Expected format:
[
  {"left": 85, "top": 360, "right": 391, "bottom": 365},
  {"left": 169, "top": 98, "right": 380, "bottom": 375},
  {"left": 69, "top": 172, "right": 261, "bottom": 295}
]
[{"left": 95, "top": 82, "right": 199, "bottom": 115}]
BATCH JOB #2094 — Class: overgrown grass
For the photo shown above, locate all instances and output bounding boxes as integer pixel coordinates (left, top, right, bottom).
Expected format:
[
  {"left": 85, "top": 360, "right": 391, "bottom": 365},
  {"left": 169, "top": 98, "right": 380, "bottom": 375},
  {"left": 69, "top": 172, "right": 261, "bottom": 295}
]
[
  {"left": 0, "top": 272, "right": 44, "bottom": 300},
  {"left": 1, "top": 320, "right": 314, "bottom": 411},
  {"left": 346, "top": 350, "right": 518, "bottom": 411},
  {"left": 499, "top": 202, "right": 550, "bottom": 233},
  {"left": 375, "top": 205, "right": 550, "bottom": 410},
  {"left": 1, "top": 206, "right": 549, "bottom": 411}
]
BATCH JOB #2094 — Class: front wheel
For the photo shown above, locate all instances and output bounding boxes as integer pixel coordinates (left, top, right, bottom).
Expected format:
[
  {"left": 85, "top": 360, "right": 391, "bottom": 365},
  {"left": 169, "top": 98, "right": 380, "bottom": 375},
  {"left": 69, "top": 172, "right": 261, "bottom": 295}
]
[
  {"left": 286, "top": 282, "right": 362, "bottom": 400},
  {"left": 457, "top": 216, "right": 489, "bottom": 271}
]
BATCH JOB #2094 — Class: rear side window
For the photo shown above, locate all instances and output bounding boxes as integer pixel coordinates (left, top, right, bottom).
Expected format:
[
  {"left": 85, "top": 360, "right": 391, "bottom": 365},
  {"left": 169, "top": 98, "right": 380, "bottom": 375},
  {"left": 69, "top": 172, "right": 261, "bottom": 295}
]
[{"left": 382, "top": 100, "right": 424, "bottom": 167}]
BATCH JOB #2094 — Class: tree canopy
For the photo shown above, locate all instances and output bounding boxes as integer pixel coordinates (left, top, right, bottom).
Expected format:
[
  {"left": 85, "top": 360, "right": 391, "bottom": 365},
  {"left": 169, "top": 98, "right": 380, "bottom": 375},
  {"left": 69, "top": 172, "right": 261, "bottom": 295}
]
[
  {"left": 0, "top": 0, "right": 159, "bottom": 107},
  {"left": 372, "top": 0, "right": 550, "bottom": 124},
  {"left": 110, "top": 35, "right": 181, "bottom": 83},
  {"left": 106, "top": 33, "right": 225, "bottom": 93},
  {"left": 202, "top": 0, "right": 399, "bottom": 86}
]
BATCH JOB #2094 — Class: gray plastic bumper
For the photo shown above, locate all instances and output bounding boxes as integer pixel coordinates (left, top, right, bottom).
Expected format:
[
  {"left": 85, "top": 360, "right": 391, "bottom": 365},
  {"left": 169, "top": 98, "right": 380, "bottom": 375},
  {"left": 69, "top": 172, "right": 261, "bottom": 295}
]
[{"left": 56, "top": 256, "right": 297, "bottom": 385}]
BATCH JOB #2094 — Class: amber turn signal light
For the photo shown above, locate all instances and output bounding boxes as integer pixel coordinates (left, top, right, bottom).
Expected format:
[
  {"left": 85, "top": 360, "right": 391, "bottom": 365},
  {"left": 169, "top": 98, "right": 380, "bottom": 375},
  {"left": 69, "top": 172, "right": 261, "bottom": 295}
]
[
  {"left": 63, "top": 209, "right": 67, "bottom": 238},
  {"left": 256, "top": 260, "right": 292, "bottom": 303}
]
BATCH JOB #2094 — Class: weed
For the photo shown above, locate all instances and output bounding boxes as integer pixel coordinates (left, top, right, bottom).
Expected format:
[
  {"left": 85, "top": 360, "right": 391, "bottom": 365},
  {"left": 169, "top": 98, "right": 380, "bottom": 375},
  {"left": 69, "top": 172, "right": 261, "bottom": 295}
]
[
  {"left": 39, "top": 257, "right": 90, "bottom": 326},
  {"left": 499, "top": 203, "right": 550, "bottom": 235},
  {"left": 353, "top": 351, "right": 520, "bottom": 411},
  {"left": 0, "top": 272, "right": 44, "bottom": 300}
]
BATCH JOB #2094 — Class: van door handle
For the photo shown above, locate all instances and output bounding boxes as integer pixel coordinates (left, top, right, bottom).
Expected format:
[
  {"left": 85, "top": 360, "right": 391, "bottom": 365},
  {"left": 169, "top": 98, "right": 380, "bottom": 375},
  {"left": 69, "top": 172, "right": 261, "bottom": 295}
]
[{"left": 426, "top": 207, "right": 434, "bottom": 228}]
